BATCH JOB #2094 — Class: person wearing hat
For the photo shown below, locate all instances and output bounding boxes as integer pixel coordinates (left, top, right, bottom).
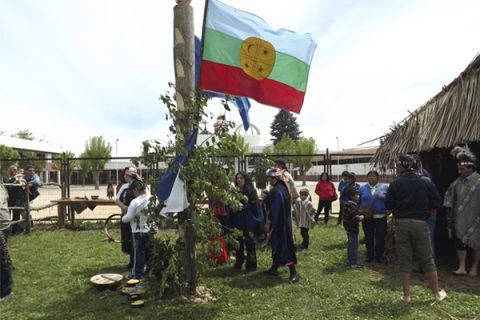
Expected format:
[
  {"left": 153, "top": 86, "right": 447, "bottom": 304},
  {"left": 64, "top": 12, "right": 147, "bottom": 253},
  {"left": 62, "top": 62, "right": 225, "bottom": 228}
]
[
  {"left": 115, "top": 166, "right": 141, "bottom": 269},
  {"left": 385, "top": 154, "right": 447, "bottom": 303},
  {"left": 273, "top": 159, "right": 299, "bottom": 201},
  {"left": 444, "top": 145, "right": 480, "bottom": 277},
  {"left": 338, "top": 172, "right": 360, "bottom": 225},
  {"left": 293, "top": 188, "right": 316, "bottom": 249},
  {"left": 121, "top": 180, "right": 152, "bottom": 280},
  {"left": 264, "top": 168, "right": 299, "bottom": 283}
]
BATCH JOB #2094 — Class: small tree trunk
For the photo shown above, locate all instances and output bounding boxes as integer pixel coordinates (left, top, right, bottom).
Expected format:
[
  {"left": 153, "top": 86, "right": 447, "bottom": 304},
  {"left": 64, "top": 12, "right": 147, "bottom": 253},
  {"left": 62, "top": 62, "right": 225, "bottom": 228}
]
[
  {"left": 173, "top": 0, "right": 196, "bottom": 296},
  {"left": 93, "top": 171, "right": 100, "bottom": 190}
]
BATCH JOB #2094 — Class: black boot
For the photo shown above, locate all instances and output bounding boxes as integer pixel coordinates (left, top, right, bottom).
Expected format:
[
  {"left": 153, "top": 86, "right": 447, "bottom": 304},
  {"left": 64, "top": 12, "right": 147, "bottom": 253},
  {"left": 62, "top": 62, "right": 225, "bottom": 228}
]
[{"left": 288, "top": 265, "right": 300, "bottom": 283}]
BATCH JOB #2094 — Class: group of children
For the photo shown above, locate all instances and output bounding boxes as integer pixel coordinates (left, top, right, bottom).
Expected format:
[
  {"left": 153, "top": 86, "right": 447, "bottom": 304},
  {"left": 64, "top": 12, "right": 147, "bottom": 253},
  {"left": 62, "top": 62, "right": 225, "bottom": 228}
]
[{"left": 292, "top": 179, "right": 364, "bottom": 269}]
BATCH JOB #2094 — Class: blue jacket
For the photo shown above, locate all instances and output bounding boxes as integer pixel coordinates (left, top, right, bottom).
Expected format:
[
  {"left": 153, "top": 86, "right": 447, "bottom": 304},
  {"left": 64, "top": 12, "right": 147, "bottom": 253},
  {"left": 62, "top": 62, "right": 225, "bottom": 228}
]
[{"left": 358, "top": 183, "right": 388, "bottom": 217}]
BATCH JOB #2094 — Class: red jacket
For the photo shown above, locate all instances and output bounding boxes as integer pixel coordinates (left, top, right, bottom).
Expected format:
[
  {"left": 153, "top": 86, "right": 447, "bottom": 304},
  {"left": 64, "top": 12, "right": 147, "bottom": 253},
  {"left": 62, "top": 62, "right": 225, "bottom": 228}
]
[{"left": 315, "top": 180, "right": 337, "bottom": 201}]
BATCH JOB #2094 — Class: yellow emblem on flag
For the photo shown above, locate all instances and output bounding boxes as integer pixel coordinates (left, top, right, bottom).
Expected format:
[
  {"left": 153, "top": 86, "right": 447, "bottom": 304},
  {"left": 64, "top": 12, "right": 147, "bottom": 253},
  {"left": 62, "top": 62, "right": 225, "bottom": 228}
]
[{"left": 240, "top": 37, "right": 276, "bottom": 80}]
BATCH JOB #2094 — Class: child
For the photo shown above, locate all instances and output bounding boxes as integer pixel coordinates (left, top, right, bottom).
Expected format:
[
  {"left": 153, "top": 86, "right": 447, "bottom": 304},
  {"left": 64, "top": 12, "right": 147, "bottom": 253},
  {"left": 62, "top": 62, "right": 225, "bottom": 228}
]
[
  {"left": 121, "top": 180, "right": 152, "bottom": 280},
  {"left": 342, "top": 188, "right": 364, "bottom": 268},
  {"left": 294, "top": 188, "right": 316, "bottom": 249},
  {"left": 106, "top": 182, "right": 114, "bottom": 200}
]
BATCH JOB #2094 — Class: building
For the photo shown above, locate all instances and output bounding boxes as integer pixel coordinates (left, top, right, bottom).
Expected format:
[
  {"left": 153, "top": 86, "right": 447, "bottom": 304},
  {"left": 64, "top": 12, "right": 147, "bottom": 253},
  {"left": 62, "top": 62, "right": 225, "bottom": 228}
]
[{"left": 0, "top": 135, "right": 63, "bottom": 182}]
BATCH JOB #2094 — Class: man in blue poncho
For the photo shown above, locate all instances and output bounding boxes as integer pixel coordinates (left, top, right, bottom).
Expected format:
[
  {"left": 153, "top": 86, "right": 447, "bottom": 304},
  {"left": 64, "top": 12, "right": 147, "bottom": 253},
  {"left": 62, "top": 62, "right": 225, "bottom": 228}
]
[{"left": 264, "top": 168, "right": 299, "bottom": 283}]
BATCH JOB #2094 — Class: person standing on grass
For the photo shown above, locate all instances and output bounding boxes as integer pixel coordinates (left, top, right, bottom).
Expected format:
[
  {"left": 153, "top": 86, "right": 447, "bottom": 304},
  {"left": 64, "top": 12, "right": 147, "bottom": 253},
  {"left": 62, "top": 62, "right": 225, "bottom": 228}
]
[
  {"left": 358, "top": 170, "right": 389, "bottom": 263},
  {"left": 273, "top": 159, "right": 299, "bottom": 201},
  {"left": 115, "top": 166, "right": 141, "bottom": 269},
  {"left": 338, "top": 172, "right": 360, "bottom": 225},
  {"left": 342, "top": 188, "right": 364, "bottom": 268},
  {"left": 337, "top": 171, "right": 350, "bottom": 225},
  {"left": 232, "top": 171, "right": 262, "bottom": 272},
  {"left": 443, "top": 145, "right": 480, "bottom": 277},
  {"left": 385, "top": 154, "right": 447, "bottom": 303},
  {"left": 121, "top": 180, "right": 152, "bottom": 280},
  {"left": 264, "top": 168, "right": 299, "bottom": 283},
  {"left": 6, "top": 165, "right": 26, "bottom": 235},
  {"left": 293, "top": 188, "right": 316, "bottom": 249},
  {"left": 0, "top": 185, "right": 13, "bottom": 301},
  {"left": 314, "top": 172, "right": 337, "bottom": 223}
]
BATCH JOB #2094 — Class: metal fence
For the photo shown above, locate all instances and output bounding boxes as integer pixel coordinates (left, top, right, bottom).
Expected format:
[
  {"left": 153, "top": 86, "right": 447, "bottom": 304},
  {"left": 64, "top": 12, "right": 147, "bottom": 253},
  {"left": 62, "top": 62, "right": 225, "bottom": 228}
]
[{"left": 0, "top": 151, "right": 377, "bottom": 226}]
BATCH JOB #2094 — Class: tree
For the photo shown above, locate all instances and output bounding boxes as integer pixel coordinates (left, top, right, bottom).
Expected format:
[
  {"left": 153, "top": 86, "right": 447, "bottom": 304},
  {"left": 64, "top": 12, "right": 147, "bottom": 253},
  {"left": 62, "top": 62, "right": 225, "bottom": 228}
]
[
  {"left": 78, "top": 154, "right": 92, "bottom": 187},
  {"left": 11, "top": 130, "right": 34, "bottom": 140},
  {"left": 270, "top": 110, "right": 301, "bottom": 144},
  {"left": 0, "top": 144, "right": 20, "bottom": 178},
  {"left": 17, "top": 151, "right": 43, "bottom": 175},
  {"left": 82, "top": 136, "right": 112, "bottom": 189},
  {"left": 292, "top": 137, "right": 316, "bottom": 186},
  {"left": 54, "top": 151, "right": 78, "bottom": 184}
]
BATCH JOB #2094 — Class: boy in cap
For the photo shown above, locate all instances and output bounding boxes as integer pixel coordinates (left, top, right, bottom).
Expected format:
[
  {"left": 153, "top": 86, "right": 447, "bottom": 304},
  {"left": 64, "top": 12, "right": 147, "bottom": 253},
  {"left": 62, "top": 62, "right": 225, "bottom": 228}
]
[
  {"left": 122, "top": 180, "right": 152, "bottom": 280},
  {"left": 293, "top": 188, "right": 316, "bottom": 249},
  {"left": 342, "top": 188, "right": 364, "bottom": 268}
]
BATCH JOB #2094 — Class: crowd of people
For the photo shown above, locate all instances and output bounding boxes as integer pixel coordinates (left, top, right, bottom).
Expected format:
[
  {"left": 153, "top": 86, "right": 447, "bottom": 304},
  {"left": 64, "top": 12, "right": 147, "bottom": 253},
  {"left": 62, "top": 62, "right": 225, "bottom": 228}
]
[
  {"left": 1, "top": 164, "right": 42, "bottom": 301},
  {"left": 3, "top": 146, "right": 480, "bottom": 303}
]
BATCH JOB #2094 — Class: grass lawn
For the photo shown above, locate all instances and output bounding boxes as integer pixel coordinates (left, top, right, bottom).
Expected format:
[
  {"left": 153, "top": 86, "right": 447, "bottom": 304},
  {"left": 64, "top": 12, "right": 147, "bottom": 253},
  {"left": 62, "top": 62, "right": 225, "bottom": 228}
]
[{"left": 1, "top": 222, "right": 479, "bottom": 320}]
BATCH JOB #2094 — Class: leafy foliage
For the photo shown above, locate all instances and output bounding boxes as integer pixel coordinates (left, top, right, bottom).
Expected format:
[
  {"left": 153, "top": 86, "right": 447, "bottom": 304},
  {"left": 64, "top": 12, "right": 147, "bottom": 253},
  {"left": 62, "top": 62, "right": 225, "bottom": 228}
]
[
  {"left": 292, "top": 137, "right": 316, "bottom": 186},
  {"left": 0, "top": 144, "right": 20, "bottom": 178},
  {"left": 251, "top": 155, "right": 274, "bottom": 190},
  {"left": 82, "top": 136, "right": 112, "bottom": 189},
  {"left": 11, "top": 129, "right": 34, "bottom": 140},
  {"left": 261, "top": 135, "right": 316, "bottom": 185},
  {"left": 270, "top": 110, "right": 301, "bottom": 144},
  {"left": 142, "top": 85, "right": 246, "bottom": 296}
]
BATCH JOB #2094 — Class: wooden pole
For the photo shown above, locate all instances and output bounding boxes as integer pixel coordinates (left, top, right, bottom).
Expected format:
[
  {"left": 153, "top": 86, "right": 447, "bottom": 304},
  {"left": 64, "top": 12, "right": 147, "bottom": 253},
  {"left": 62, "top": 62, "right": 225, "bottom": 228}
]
[{"left": 173, "top": 0, "right": 196, "bottom": 296}]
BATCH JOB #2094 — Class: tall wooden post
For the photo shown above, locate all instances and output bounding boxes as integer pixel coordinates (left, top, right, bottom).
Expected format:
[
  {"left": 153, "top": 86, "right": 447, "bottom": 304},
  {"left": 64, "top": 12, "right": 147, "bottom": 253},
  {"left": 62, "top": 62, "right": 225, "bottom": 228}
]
[{"left": 173, "top": 0, "right": 196, "bottom": 295}]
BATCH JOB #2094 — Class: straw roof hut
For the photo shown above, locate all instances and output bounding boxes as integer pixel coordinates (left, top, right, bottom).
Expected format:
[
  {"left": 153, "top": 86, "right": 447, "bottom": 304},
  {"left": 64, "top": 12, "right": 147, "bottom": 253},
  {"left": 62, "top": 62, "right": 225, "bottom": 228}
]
[
  {"left": 372, "top": 52, "right": 480, "bottom": 170},
  {"left": 372, "top": 52, "right": 480, "bottom": 255}
]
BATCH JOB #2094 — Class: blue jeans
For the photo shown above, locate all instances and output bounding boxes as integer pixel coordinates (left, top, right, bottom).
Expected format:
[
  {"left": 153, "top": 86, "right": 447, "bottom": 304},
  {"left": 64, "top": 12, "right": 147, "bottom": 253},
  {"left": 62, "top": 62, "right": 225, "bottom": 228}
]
[
  {"left": 132, "top": 232, "right": 154, "bottom": 279},
  {"left": 347, "top": 232, "right": 359, "bottom": 266}
]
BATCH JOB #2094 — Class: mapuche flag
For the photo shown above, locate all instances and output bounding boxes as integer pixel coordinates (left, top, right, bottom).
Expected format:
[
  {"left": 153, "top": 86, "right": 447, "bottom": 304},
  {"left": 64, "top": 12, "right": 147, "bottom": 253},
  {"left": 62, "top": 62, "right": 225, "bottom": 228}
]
[{"left": 199, "top": 0, "right": 316, "bottom": 113}]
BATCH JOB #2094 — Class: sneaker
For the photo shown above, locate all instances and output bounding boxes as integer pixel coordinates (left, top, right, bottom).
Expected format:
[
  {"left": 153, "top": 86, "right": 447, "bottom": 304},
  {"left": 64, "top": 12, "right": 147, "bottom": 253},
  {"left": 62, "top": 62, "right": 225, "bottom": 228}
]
[
  {"left": 435, "top": 289, "right": 447, "bottom": 302},
  {"left": 350, "top": 264, "right": 364, "bottom": 268},
  {"left": 289, "top": 272, "right": 300, "bottom": 284}
]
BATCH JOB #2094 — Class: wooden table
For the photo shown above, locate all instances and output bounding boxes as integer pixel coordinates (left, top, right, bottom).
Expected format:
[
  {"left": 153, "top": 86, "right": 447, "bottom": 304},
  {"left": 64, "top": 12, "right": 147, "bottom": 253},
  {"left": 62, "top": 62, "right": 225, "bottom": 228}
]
[{"left": 52, "top": 198, "right": 117, "bottom": 227}]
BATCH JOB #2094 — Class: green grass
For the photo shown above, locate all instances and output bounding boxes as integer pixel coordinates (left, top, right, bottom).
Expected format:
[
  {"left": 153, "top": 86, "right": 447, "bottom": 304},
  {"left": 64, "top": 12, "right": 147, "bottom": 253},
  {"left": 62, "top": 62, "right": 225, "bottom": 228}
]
[{"left": 1, "top": 223, "right": 479, "bottom": 319}]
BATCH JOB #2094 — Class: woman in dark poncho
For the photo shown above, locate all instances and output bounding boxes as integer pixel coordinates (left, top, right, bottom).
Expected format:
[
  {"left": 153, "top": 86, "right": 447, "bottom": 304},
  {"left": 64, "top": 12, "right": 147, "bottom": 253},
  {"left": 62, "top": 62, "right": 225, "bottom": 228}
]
[
  {"left": 232, "top": 171, "right": 262, "bottom": 272},
  {"left": 264, "top": 168, "right": 299, "bottom": 283}
]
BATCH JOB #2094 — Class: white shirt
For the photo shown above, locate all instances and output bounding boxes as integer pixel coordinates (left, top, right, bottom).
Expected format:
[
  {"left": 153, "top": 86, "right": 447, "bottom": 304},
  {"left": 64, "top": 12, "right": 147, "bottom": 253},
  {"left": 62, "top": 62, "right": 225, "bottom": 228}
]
[{"left": 121, "top": 193, "right": 150, "bottom": 233}]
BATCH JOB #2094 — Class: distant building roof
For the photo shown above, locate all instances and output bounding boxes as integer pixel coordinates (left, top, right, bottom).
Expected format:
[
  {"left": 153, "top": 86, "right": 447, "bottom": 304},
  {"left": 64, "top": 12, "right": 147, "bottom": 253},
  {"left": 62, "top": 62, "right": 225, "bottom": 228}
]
[{"left": 0, "top": 135, "right": 63, "bottom": 154}]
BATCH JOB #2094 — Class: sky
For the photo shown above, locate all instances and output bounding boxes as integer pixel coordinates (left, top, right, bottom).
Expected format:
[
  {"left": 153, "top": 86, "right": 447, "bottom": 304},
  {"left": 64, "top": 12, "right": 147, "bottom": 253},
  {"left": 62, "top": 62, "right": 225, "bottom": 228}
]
[{"left": 1, "top": 0, "right": 480, "bottom": 157}]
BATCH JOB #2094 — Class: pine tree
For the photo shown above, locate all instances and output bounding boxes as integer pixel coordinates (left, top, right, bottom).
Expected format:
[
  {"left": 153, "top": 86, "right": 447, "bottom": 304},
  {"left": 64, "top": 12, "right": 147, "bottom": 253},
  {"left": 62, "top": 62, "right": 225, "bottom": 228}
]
[{"left": 270, "top": 110, "right": 302, "bottom": 144}]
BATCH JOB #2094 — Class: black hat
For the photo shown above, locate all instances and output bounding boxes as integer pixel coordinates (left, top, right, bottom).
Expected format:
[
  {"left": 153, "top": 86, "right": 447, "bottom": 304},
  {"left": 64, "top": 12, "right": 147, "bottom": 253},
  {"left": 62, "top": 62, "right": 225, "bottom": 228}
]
[{"left": 397, "top": 154, "right": 414, "bottom": 167}]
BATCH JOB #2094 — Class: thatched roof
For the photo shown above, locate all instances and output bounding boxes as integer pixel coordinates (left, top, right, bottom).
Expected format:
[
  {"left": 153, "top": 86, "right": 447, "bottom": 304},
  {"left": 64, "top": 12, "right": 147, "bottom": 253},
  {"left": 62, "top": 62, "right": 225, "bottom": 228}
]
[{"left": 372, "top": 52, "right": 480, "bottom": 169}]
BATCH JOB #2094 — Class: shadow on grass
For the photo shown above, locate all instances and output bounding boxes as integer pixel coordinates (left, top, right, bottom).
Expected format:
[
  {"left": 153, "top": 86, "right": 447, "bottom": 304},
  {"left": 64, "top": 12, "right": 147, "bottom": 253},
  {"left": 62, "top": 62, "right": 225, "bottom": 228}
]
[
  {"left": 37, "top": 288, "right": 221, "bottom": 320},
  {"left": 320, "top": 242, "right": 347, "bottom": 251},
  {"left": 203, "top": 264, "right": 248, "bottom": 279},
  {"left": 350, "top": 299, "right": 416, "bottom": 318},
  {"left": 227, "top": 271, "right": 285, "bottom": 290}
]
